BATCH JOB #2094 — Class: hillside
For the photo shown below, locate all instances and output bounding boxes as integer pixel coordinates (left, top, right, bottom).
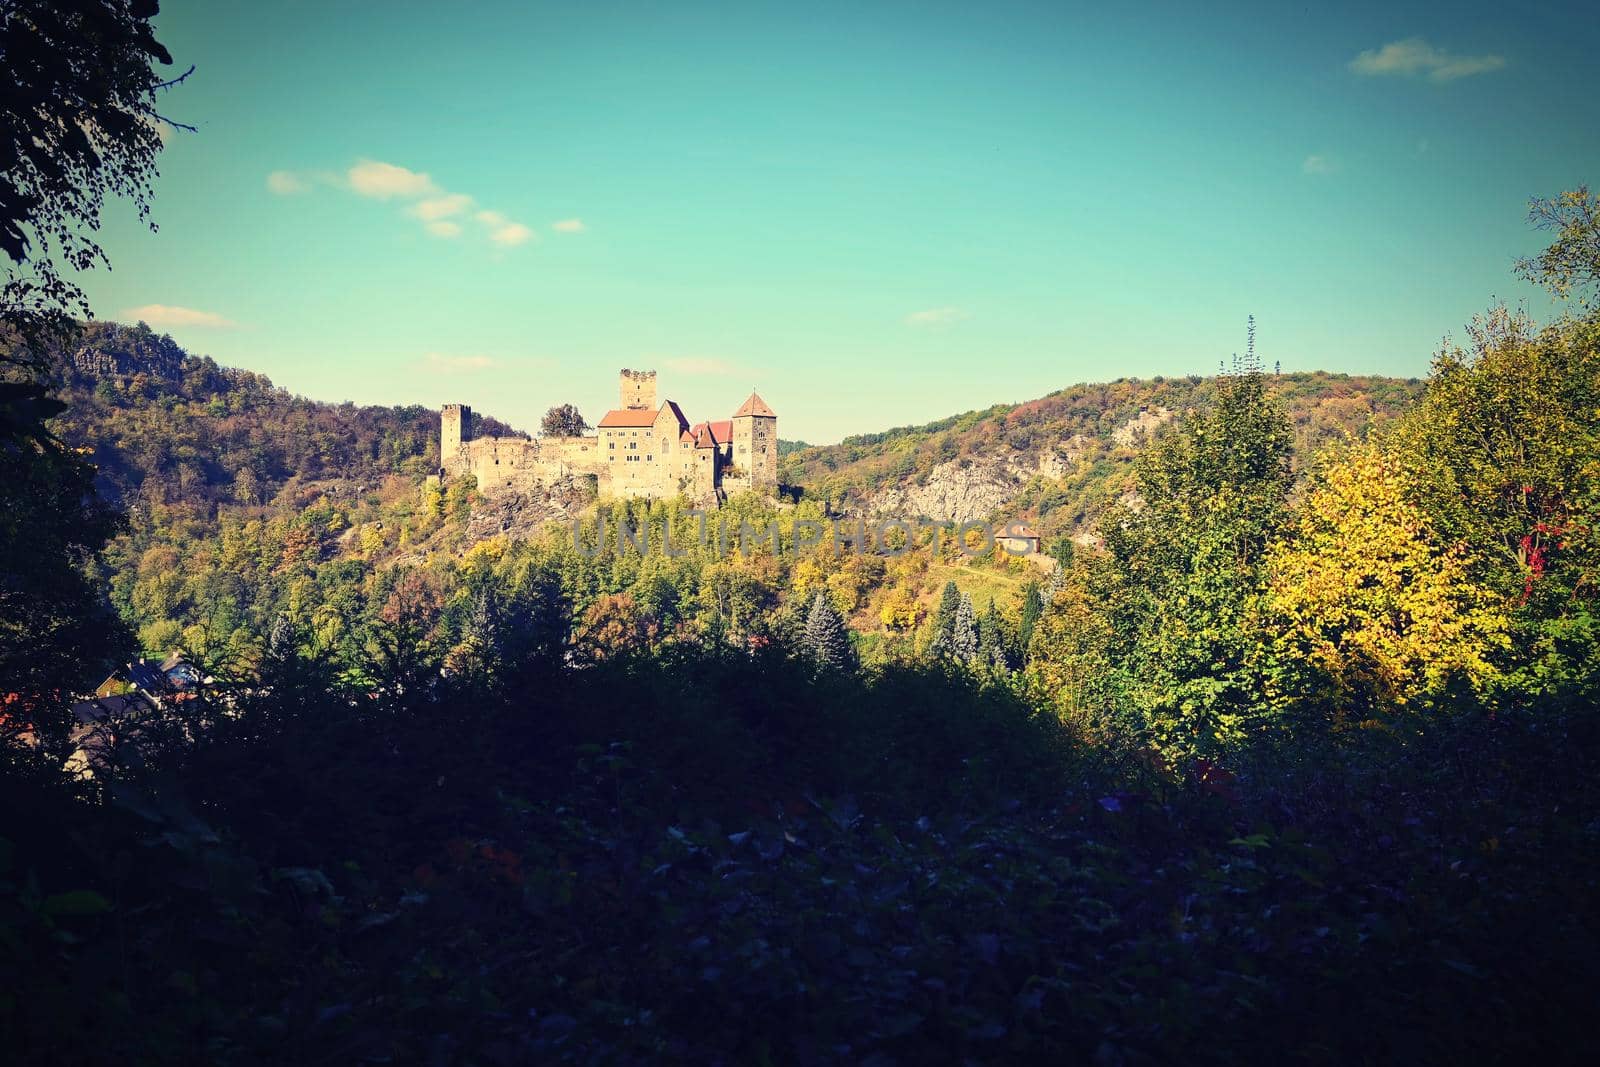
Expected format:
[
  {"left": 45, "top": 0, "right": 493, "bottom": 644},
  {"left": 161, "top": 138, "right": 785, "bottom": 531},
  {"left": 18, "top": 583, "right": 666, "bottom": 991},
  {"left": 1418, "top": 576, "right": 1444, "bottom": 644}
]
[
  {"left": 781, "top": 371, "right": 1425, "bottom": 540},
  {"left": 46, "top": 321, "right": 517, "bottom": 512},
  {"left": 50, "top": 323, "right": 1422, "bottom": 552}
]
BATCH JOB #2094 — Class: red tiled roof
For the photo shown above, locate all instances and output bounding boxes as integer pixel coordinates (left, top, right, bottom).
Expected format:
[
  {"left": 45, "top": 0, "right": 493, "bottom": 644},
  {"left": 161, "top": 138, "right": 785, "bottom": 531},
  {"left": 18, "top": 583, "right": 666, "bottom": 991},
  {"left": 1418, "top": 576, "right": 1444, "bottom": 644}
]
[
  {"left": 706, "top": 419, "right": 732, "bottom": 443},
  {"left": 598, "top": 407, "right": 662, "bottom": 428},
  {"left": 733, "top": 392, "right": 775, "bottom": 418}
]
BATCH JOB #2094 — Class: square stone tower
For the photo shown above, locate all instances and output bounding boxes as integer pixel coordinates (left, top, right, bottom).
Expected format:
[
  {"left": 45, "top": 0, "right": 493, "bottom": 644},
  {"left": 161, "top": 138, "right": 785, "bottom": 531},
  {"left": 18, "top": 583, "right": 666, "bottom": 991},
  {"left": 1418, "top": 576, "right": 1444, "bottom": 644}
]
[
  {"left": 731, "top": 391, "right": 778, "bottom": 489},
  {"left": 441, "top": 403, "right": 472, "bottom": 470},
  {"left": 619, "top": 368, "right": 657, "bottom": 410}
]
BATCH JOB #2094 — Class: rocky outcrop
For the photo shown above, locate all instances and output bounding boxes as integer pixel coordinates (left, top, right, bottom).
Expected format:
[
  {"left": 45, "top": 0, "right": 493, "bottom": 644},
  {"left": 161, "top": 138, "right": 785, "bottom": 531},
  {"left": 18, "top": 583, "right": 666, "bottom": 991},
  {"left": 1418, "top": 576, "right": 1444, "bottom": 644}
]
[
  {"left": 68, "top": 322, "right": 186, "bottom": 380},
  {"left": 464, "top": 476, "right": 592, "bottom": 542},
  {"left": 861, "top": 456, "right": 1034, "bottom": 524},
  {"left": 1037, "top": 434, "right": 1092, "bottom": 479},
  {"left": 1111, "top": 406, "right": 1172, "bottom": 447}
]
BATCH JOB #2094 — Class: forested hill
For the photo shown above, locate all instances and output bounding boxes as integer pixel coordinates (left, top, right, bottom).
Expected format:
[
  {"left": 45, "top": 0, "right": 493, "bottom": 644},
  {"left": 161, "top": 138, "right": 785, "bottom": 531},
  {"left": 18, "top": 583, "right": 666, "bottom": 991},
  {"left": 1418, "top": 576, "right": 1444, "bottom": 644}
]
[
  {"left": 48, "top": 321, "right": 1420, "bottom": 542},
  {"left": 44, "top": 321, "right": 519, "bottom": 511},
  {"left": 781, "top": 371, "right": 1426, "bottom": 537}
]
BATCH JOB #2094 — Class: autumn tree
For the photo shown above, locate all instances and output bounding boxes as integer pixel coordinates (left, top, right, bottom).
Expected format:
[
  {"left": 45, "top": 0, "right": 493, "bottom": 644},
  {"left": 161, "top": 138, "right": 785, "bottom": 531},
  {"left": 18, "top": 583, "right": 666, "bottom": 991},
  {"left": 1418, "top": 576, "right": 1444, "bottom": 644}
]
[
  {"left": 1391, "top": 307, "right": 1600, "bottom": 703},
  {"left": 1265, "top": 444, "right": 1509, "bottom": 718},
  {"left": 577, "top": 593, "right": 659, "bottom": 661}
]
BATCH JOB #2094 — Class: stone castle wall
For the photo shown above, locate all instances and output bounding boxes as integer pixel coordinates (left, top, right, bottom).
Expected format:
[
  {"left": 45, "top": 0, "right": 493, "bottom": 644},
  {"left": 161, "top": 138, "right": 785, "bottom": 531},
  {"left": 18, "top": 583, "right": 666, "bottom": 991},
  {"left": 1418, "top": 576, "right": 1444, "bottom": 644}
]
[{"left": 443, "top": 370, "right": 776, "bottom": 506}]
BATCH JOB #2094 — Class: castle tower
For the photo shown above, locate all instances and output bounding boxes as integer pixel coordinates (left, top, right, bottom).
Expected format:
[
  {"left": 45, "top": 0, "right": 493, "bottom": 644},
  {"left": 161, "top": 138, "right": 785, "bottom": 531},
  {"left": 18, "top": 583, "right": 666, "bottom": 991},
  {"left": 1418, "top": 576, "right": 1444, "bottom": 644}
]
[
  {"left": 619, "top": 368, "right": 657, "bottom": 410},
  {"left": 731, "top": 391, "right": 778, "bottom": 489},
  {"left": 441, "top": 403, "right": 472, "bottom": 471}
]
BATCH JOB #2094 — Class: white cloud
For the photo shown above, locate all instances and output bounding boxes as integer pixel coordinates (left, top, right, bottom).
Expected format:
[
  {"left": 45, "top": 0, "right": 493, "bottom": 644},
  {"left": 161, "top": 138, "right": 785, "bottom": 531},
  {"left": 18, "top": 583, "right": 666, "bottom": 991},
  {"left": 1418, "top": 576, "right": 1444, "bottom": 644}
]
[
  {"left": 1349, "top": 38, "right": 1506, "bottom": 82},
  {"left": 905, "top": 307, "right": 967, "bottom": 327},
  {"left": 1302, "top": 154, "right": 1334, "bottom": 175},
  {"left": 274, "top": 159, "right": 540, "bottom": 248},
  {"left": 552, "top": 218, "right": 586, "bottom": 233},
  {"left": 410, "top": 193, "right": 474, "bottom": 221},
  {"left": 266, "top": 170, "right": 309, "bottom": 195},
  {"left": 488, "top": 222, "right": 534, "bottom": 246},
  {"left": 663, "top": 357, "right": 738, "bottom": 376},
  {"left": 347, "top": 159, "right": 438, "bottom": 199},
  {"left": 423, "top": 353, "right": 496, "bottom": 372},
  {"left": 125, "top": 304, "right": 236, "bottom": 328}
]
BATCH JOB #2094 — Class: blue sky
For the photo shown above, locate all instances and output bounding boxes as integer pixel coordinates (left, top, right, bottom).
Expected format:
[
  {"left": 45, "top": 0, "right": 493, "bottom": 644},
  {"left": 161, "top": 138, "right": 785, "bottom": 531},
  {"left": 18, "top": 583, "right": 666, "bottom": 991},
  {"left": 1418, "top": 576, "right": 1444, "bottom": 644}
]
[{"left": 78, "top": 0, "right": 1600, "bottom": 442}]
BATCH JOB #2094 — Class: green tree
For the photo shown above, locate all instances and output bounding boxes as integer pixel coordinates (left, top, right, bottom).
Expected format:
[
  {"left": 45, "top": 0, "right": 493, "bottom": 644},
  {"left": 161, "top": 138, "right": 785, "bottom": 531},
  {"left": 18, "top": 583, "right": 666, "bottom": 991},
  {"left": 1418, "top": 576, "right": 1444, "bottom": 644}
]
[
  {"left": 3, "top": 0, "right": 189, "bottom": 357},
  {"left": 950, "top": 591, "right": 979, "bottom": 663},
  {"left": 1515, "top": 186, "right": 1600, "bottom": 310},
  {"left": 1100, "top": 357, "right": 1294, "bottom": 757},
  {"left": 540, "top": 403, "right": 591, "bottom": 437},
  {"left": 1018, "top": 579, "right": 1043, "bottom": 653},
  {"left": 1391, "top": 307, "right": 1600, "bottom": 703},
  {"left": 803, "top": 590, "right": 853, "bottom": 670}
]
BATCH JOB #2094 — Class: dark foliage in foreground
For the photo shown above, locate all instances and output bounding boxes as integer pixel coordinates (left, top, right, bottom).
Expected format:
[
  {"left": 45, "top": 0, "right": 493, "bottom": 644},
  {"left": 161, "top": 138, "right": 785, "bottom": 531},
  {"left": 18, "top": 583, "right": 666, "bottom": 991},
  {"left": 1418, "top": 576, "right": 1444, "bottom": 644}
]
[{"left": 4, "top": 646, "right": 1597, "bottom": 1065}]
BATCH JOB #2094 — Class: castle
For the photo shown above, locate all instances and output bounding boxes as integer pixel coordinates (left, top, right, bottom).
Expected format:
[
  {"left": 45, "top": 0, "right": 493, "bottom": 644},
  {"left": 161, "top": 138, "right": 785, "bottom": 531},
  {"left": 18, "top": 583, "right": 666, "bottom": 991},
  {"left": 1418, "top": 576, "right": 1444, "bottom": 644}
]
[{"left": 441, "top": 369, "right": 778, "bottom": 504}]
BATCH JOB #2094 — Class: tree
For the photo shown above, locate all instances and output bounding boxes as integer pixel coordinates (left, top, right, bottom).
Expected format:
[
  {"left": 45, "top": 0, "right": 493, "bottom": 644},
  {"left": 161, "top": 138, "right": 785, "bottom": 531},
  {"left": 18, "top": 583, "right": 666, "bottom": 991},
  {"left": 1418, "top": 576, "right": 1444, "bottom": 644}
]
[
  {"left": 3, "top": 0, "right": 189, "bottom": 361},
  {"left": 576, "top": 593, "right": 658, "bottom": 661},
  {"left": 950, "top": 591, "right": 979, "bottom": 663},
  {"left": 1100, "top": 354, "right": 1294, "bottom": 757},
  {"left": 803, "top": 591, "right": 852, "bottom": 670},
  {"left": 1, "top": 0, "right": 182, "bottom": 725},
  {"left": 1390, "top": 307, "right": 1600, "bottom": 703},
  {"left": 1516, "top": 186, "right": 1600, "bottom": 310},
  {"left": 1026, "top": 566, "right": 1119, "bottom": 733},
  {"left": 929, "top": 579, "right": 960, "bottom": 651},
  {"left": 541, "top": 403, "right": 591, "bottom": 438},
  {"left": 1266, "top": 444, "right": 1509, "bottom": 717},
  {"left": 1018, "top": 580, "right": 1043, "bottom": 653},
  {"left": 0, "top": 420, "right": 129, "bottom": 728}
]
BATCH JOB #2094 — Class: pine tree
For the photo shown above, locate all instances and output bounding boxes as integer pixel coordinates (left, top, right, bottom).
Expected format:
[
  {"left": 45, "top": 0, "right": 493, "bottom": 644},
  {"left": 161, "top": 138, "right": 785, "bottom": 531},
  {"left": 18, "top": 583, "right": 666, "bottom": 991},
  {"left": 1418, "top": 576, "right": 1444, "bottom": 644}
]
[
  {"left": 1019, "top": 580, "right": 1043, "bottom": 651},
  {"left": 977, "top": 599, "right": 1003, "bottom": 665},
  {"left": 951, "top": 592, "right": 979, "bottom": 663},
  {"left": 803, "top": 591, "right": 852, "bottom": 670},
  {"left": 933, "top": 580, "right": 960, "bottom": 639}
]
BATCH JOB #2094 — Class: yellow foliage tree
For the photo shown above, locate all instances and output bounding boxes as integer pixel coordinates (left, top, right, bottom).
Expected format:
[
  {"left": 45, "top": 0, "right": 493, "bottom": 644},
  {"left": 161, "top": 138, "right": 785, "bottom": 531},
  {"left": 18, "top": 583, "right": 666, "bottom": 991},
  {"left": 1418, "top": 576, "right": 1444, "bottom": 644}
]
[
  {"left": 879, "top": 587, "right": 921, "bottom": 632},
  {"left": 1265, "top": 445, "right": 1510, "bottom": 713}
]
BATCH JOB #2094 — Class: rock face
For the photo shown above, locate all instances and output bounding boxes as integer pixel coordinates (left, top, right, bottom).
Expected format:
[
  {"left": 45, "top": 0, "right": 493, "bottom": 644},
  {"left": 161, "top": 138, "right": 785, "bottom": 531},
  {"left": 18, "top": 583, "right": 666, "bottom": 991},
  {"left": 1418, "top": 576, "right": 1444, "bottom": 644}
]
[
  {"left": 1037, "top": 434, "right": 1092, "bottom": 480},
  {"left": 69, "top": 323, "right": 186, "bottom": 380},
  {"left": 1111, "top": 406, "right": 1172, "bottom": 447},
  {"left": 464, "top": 477, "right": 592, "bottom": 543},
  {"left": 862, "top": 456, "right": 1035, "bottom": 524}
]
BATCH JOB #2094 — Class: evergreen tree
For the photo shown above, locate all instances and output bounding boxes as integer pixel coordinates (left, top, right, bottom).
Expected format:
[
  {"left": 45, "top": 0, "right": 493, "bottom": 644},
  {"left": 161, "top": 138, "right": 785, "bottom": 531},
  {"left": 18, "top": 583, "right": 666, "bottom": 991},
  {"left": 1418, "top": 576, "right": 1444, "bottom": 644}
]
[
  {"left": 977, "top": 598, "right": 1003, "bottom": 666},
  {"left": 933, "top": 580, "right": 960, "bottom": 639},
  {"left": 951, "top": 592, "right": 979, "bottom": 663},
  {"left": 1019, "top": 580, "right": 1043, "bottom": 653},
  {"left": 803, "top": 591, "right": 852, "bottom": 670}
]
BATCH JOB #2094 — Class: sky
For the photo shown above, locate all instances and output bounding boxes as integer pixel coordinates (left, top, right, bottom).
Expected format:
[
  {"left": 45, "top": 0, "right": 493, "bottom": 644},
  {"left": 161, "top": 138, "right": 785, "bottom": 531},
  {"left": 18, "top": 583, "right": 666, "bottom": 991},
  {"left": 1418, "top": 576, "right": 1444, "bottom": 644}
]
[{"left": 76, "top": 0, "right": 1600, "bottom": 443}]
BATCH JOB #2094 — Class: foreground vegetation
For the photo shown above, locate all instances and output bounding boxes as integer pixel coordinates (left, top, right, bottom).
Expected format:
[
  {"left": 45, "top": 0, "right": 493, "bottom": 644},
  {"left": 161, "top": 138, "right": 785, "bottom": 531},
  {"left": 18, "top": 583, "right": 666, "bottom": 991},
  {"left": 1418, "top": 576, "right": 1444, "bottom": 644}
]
[{"left": 5, "top": 645, "right": 1600, "bottom": 1064}]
